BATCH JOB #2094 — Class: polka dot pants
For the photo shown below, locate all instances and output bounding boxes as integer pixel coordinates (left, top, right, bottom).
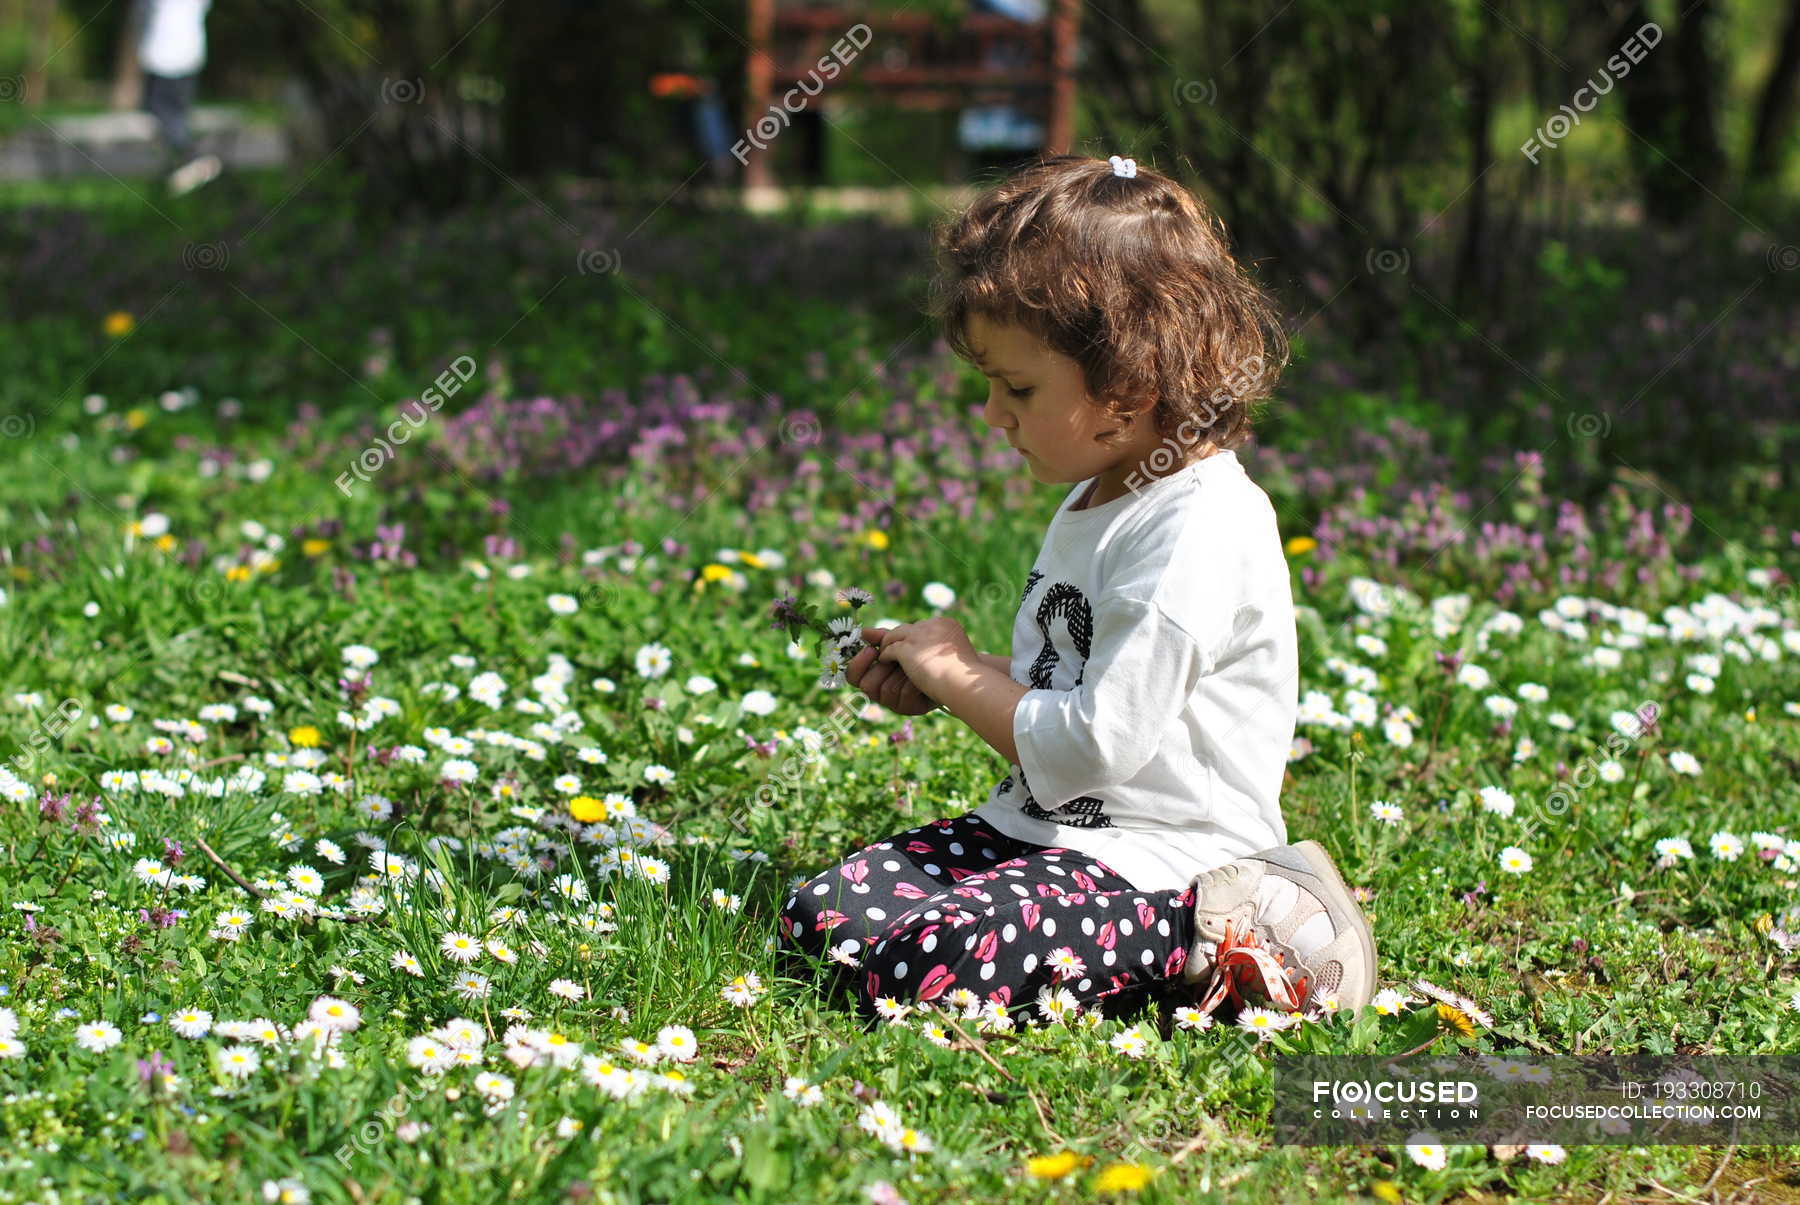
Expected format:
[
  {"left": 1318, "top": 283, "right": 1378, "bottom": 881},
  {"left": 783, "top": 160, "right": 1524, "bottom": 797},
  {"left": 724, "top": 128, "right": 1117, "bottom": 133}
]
[{"left": 778, "top": 812, "right": 1200, "bottom": 1023}]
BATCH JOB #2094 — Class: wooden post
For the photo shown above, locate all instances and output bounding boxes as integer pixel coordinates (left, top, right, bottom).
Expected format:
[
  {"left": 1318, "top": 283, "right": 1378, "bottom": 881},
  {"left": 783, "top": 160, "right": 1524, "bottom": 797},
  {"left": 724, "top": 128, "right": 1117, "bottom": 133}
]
[
  {"left": 743, "top": 0, "right": 775, "bottom": 190},
  {"left": 1045, "top": 0, "right": 1079, "bottom": 154}
]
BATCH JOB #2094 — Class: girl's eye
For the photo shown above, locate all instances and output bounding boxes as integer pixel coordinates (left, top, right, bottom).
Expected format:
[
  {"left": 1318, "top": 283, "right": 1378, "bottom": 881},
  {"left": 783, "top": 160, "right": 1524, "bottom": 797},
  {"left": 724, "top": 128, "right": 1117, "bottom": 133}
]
[{"left": 1007, "top": 385, "right": 1034, "bottom": 399}]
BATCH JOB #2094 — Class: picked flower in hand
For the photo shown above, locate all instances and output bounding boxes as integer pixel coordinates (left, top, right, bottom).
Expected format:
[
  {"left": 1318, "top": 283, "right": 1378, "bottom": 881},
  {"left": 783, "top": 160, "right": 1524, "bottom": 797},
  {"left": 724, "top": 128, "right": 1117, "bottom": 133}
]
[{"left": 769, "top": 588, "right": 876, "bottom": 689}]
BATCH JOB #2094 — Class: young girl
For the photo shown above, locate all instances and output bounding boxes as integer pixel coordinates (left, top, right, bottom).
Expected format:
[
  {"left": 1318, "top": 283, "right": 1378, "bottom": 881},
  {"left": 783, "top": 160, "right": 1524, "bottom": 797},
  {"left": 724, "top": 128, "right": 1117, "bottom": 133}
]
[{"left": 776, "top": 154, "right": 1377, "bottom": 1029}]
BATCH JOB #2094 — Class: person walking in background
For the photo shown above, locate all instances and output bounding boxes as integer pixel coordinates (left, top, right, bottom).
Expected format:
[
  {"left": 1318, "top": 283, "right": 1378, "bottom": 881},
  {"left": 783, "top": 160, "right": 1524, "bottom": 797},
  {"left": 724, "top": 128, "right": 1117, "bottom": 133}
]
[{"left": 134, "top": 0, "right": 220, "bottom": 196}]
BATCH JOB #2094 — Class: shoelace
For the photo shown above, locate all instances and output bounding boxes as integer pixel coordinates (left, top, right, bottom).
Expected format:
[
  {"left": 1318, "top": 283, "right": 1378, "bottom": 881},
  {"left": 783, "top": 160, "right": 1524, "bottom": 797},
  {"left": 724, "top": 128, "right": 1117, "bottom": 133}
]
[{"left": 1194, "top": 916, "right": 1310, "bottom": 1018}]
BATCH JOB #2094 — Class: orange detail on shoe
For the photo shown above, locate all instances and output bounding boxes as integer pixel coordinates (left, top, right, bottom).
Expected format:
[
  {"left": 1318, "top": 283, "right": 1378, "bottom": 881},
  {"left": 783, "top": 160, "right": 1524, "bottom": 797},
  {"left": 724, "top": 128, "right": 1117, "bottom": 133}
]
[{"left": 1194, "top": 917, "right": 1309, "bottom": 1017}]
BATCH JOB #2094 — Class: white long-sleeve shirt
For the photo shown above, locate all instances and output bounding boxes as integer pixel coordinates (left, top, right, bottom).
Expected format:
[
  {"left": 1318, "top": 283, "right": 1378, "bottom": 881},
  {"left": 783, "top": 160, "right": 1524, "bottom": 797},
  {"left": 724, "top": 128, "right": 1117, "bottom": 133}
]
[
  {"left": 138, "top": 0, "right": 211, "bottom": 77},
  {"left": 969, "top": 447, "right": 1298, "bottom": 892}
]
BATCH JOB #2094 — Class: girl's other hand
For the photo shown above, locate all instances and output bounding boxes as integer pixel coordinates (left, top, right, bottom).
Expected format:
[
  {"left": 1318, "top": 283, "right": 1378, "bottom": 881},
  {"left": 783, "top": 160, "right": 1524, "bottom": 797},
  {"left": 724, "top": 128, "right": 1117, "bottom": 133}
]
[{"left": 845, "top": 629, "right": 941, "bottom": 715}]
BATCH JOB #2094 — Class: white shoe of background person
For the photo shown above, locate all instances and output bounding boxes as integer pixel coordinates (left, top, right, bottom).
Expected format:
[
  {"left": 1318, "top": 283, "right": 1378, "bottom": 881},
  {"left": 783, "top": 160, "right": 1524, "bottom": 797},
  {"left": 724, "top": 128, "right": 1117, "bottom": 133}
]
[{"left": 167, "top": 152, "right": 222, "bottom": 197}]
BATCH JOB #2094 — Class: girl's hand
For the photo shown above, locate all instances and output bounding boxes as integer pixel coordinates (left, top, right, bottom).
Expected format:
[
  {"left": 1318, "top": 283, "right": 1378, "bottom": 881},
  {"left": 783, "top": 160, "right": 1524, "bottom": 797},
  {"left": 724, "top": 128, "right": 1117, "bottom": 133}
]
[
  {"left": 845, "top": 628, "right": 942, "bottom": 716},
  {"left": 868, "top": 618, "right": 980, "bottom": 701}
]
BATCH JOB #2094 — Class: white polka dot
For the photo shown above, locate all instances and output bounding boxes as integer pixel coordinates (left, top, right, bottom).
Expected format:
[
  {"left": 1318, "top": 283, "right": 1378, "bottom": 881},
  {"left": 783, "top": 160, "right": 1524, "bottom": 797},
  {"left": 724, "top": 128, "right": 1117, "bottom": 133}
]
[
  {"left": 1157, "top": 919, "right": 1171, "bottom": 936},
  {"left": 1103, "top": 950, "right": 1117, "bottom": 967},
  {"left": 949, "top": 842, "right": 963, "bottom": 855},
  {"left": 924, "top": 863, "right": 941, "bottom": 875},
  {"left": 894, "top": 962, "right": 908, "bottom": 978},
  {"left": 866, "top": 907, "right": 887, "bottom": 921},
  {"left": 921, "top": 935, "right": 937, "bottom": 953},
  {"left": 1082, "top": 918, "right": 1096, "bottom": 935},
  {"left": 1119, "top": 920, "right": 1133, "bottom": 936},
  {"left": 883, "top": 860, "right": 901, "bottom": 871},
  {"left": 1010, "top": 885, "right": 1029, "bottom": 899},
  {"left": 925, "top": 910, "right": 941, "bottom": 920},
  {"left": 1006, "top": 869, "right": 1023, "bottom": 877},
  {"left": 965, "top": 936, "right": 976, "bottom": 950},
  {"left": 1141, "top": 948, "right": 1155, "bottom": 965},
  {"left": 1077, "top": 978, "right": 1092, "bottom": 992},
  {"left": 1001, "top": 923, "right": 1017, "bottom": 943},
  {"left": 1022, "top": 953, "right": 1038, "bottom": 974},
  {"left": 850, "top": 883, "right": 869, "bottom": 894},
  {"left": 785, "top": 897, "right": 796, "bottom": 909},
  {"left": 1047, "top": 865, "right": 1066, "bottom": 876},
  {"left": 979, "top": 962, "right": 996, "bottom": 980},
  {"left": 980, "top": 847, "right": 995, "bottom": 858},
  {"left": 1096, "top": 897, "right": 1111, "bottom": 907},
  {"left": 1042, "top": 918, "right": 1056, "bottom": 937},
  {"left": 812, "top": 883, "right": 829, "bottom": 895},
  {"left": 876, "top": 940, "right": 888, "bottom": 953}
]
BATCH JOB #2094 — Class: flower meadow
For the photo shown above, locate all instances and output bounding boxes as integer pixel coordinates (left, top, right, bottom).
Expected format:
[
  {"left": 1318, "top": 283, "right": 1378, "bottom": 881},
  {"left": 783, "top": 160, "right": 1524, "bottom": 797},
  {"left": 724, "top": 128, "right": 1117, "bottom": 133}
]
[{"left": 2, "top": 197, "right": 1798, "bottom": 1204}]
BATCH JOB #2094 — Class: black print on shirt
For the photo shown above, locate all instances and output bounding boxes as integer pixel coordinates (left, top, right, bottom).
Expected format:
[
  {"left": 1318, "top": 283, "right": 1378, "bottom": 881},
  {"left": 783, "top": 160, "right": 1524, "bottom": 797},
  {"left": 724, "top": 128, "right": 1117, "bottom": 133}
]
[
  {"left": 1028, "top": 582, "right": 1094, "bottom": 690},
  {"left": 997, "top": 764, "right": 1116, "bottom": 830},
  {"left": 997, "top": 574, "right": 1113, "bottom": 828}
]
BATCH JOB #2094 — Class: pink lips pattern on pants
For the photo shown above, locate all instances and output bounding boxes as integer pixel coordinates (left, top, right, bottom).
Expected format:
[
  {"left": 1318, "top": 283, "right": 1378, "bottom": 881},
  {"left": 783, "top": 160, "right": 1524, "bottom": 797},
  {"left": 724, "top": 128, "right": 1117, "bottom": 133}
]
[
  {"left": 973, "top": 930, "right": 1001, "bottom": 963},
  {"left": 916, "top": 964, "right": 956, "bottom": 1000},
  {"left": 1136, "top": 899, "right": 1158, "bottom": 929},
  {"left": 1020, "top": 900, "right": 1043, "bottom": 932},
  {"left": 1097, "top": 920, "right": 1118, "bottom": 950},
  {"left": 840, "top": 859, "right": 870, "bottom": 886}
]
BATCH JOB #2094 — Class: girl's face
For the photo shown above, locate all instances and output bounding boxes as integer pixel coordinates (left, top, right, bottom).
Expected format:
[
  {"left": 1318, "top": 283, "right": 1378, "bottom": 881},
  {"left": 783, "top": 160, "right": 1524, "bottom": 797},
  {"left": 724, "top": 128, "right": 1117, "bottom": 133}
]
[{"left": 966, "top": 312, "right": 1134, "bottom": 489}]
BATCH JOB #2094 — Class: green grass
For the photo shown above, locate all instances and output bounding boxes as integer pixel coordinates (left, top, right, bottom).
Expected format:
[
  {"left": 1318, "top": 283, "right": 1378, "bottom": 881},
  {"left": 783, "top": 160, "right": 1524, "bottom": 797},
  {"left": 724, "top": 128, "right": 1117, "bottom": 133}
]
[{"left": 0, "top": 174, "right": 1796, "bottom": 1204}]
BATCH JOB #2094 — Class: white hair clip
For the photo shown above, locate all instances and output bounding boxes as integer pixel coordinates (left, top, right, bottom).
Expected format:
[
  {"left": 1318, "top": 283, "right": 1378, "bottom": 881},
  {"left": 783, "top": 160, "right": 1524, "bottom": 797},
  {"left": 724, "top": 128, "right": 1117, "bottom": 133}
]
[{"left": 1107, "top": 155, "right": 1137, "bottom": 178}]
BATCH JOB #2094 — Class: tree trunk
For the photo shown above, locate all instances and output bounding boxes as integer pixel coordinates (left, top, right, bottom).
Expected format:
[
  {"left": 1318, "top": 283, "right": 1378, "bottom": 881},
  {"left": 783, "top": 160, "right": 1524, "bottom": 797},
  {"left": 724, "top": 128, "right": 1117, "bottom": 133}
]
[{"left": 1747, "top": 0, "right": 1800, "bottom": 185}]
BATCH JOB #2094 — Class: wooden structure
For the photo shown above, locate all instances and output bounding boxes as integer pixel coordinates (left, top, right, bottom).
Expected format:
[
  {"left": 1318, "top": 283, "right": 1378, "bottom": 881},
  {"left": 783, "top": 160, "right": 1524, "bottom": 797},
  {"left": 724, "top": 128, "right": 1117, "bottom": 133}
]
[{"left": 740, "top": 0, "right": 1079, "bottom": 189}]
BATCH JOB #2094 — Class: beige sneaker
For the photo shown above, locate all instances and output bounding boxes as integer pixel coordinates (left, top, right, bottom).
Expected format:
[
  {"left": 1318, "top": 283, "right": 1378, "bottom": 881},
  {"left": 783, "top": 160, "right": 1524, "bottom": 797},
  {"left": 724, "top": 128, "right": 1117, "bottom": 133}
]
[
  {"left": 167, "top": 154, "right": 222, "bottom": 198},
  {"left": 1181, "top": 839, "right": 1377, "bottom": 1017}
]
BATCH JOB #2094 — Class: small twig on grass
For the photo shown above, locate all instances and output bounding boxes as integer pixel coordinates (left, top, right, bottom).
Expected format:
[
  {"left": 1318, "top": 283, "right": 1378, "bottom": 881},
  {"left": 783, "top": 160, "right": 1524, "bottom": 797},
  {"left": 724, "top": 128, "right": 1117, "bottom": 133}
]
[
  {"left": 1646, "top": 1176, "right": 1709, "bottom": 1204},
  {"left": 195, "top": 837, "right": 377, "bottom": 924},
  {"left": 196, "top": 837, "right": 263, "bottom": 898},
  {"left": 1697, "top": 1143, "right": 1736, "bottom": 1196},
  {"left": 935, "top": 1010, "right": 1065, "bottom": 1147}
]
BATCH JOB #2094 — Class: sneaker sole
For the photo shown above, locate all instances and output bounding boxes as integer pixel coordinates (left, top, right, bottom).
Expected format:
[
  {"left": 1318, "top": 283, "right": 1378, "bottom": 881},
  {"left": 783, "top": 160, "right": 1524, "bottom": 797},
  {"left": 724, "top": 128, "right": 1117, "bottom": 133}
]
[{"left": 1262, "top": 839, "right": 1379, "bottom": 1012}]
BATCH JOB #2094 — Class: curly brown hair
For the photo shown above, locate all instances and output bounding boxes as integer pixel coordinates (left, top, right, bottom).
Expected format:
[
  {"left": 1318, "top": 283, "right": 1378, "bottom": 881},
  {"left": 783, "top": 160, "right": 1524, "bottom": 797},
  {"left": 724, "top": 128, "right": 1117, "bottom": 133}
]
[{"left": 927, "top": 154, "right": 1289, "bottom": 454}]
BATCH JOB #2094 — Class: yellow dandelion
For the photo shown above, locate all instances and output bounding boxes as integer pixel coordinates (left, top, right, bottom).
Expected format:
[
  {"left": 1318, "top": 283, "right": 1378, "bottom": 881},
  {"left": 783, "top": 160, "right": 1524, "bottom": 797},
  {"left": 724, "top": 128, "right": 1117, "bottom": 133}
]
[
  {"left": 153, "top": 534, "right": 176, "bottom": 552},
  {"left": 570, "top": 796, "right": 606, "bottom": 823},
  {"left": 301, "top": 538, "right": 331, "bottom": 557},
  {"left": 224, "top": 565, "right": 253, "bottom": 583},
  {"left": 1092, "top": 1162, "right": 1153, "bottom": 1193},
  {"left": 257, "top": 558, "right": 281, "bottom": 575},
  {"left": 861, "top": 529, "right": 889, "bottom": 551},
  {"left": 124, "top": 408, "right": 149, "bottom": 430},
  {"left": 289, "top": 726, "right": 323, "bottom": 749},
  {"left": 693, "top": 562, "right": 735, "bottom": 593},
  {"left": 1371, "top": 1180, "right": 1403, "bottom": 1203},
  {"left": 103, "top": 311, "right": 136, "bottom": 337},
  {"left": 1025, "top": 1151, "right": 1086, "bottom": 1179},
  {"left": 1285, "top": 535, "right": 1318, "bottom": 556},
  {"left": 739, "top": 551, "right": 767, "bottom": 569}
]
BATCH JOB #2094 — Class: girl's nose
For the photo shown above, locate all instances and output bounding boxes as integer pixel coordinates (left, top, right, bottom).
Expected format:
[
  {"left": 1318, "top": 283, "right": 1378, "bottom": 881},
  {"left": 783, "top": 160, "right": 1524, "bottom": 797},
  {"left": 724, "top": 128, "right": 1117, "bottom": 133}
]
[{"left": 981, "top": 391, "right": 1013, "bottom": 429}]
